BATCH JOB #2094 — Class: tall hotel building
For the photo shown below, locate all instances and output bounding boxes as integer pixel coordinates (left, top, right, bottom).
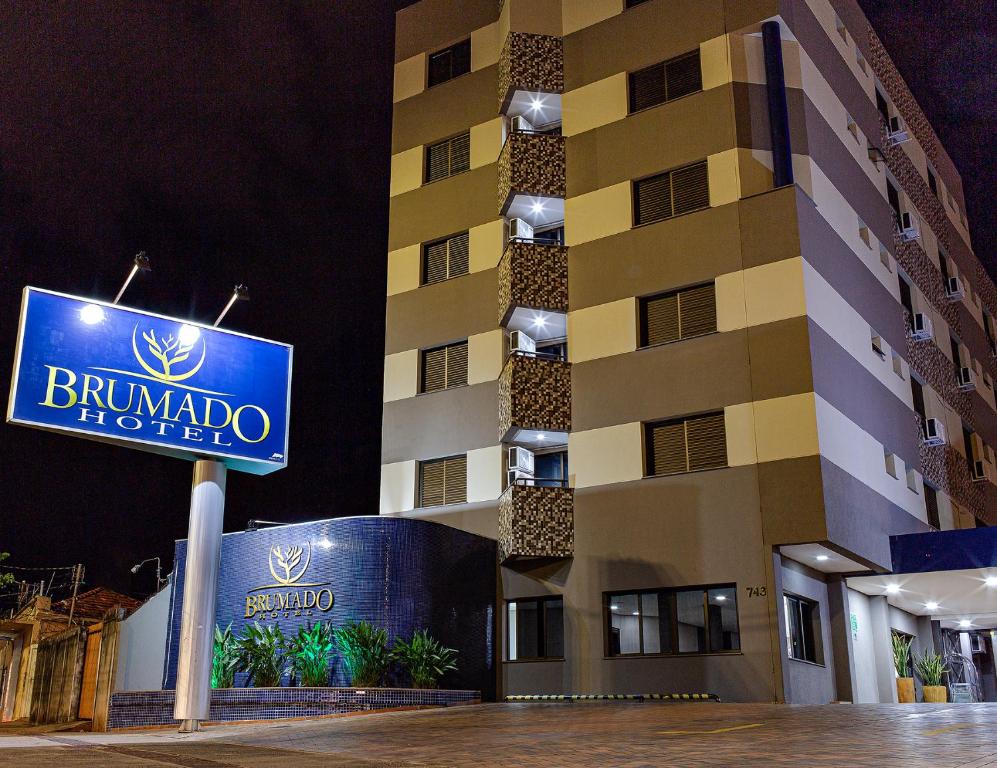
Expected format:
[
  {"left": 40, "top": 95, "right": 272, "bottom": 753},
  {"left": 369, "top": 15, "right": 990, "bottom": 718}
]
[{"left": 380, "top": 0, "right": 996, "bottom": 703}]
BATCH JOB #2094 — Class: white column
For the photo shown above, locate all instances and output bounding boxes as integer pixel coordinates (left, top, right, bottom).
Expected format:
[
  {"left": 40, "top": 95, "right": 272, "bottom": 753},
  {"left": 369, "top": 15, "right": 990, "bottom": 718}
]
[{"left": 174, "top": 459, "right": 226, "bottom": 731}]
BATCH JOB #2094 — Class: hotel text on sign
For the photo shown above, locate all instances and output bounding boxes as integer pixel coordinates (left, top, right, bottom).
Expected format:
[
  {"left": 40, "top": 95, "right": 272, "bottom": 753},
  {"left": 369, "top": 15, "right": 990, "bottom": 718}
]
[{"left": 7, "top": 287, "right": 292, "bottom": 474}]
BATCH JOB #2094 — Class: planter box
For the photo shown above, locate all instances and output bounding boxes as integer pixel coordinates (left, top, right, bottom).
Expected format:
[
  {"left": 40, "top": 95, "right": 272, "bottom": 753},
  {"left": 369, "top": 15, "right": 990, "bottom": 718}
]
[{"left": 107, "top": 687, "right": 480, "bottom": 730}]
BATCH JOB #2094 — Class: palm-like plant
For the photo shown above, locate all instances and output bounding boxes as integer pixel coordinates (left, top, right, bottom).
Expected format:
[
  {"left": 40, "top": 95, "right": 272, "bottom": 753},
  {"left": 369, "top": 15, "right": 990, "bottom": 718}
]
[
  {"left": 286, "top": 621, "right": 334, "bottom": 687},
  {"left": 236, "top": 622, "right": 287, "bottom": 687},
  {"left": 211, "top": 624, "right": 240, "bottom": 689},
  {"left": 392, "top": 630, "right": 458, "bottom": 689},
  {"left": 913, "top": 649, "right": 948, "bottom": 687},
  {"left": 331, "top": 620, "right": 390, "bottom": 687},
  {"left": 891, "top": 632, "right": 913, "bottom": 677}
]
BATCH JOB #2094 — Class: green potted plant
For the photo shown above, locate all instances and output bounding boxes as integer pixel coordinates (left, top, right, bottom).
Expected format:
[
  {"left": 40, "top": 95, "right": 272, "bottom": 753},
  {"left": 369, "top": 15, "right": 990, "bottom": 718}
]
[
  {"left": 331, "top": 620, "right": 391, "bottom": 687},
  {"left": 392, "top": 629, "right": 458, "bottom": 689},
  {"left": 211, "top": 624, "right": 239, "bottom": 689},
  {"left": 285, "top": 621, "right": 335, "bottom": 687},
  {"left": 892, "top": 633, "right": 915, "bottom": 703},
  {"left": 236, "top": 622, "right": 287, "bottom": 687},
  {"left": 913, "top": 649, "right": 948, "bottom": 703}
]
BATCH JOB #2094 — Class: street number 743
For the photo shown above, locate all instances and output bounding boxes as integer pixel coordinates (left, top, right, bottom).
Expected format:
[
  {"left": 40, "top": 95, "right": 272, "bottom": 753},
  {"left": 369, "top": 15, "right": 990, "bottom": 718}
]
[{"left": 745, "top": 586, "right": 768, "bottom": 598}]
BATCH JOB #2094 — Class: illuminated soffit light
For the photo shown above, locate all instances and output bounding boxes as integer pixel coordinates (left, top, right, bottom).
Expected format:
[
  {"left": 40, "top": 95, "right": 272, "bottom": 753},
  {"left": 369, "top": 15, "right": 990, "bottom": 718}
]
[
  {"left": 985, "top": 576, "right": 997, "bottom": 587},
  {"left": 886, "top": 584, "right": 900, "bottom": 594},
  {"left": 959, "top": 619, "right": 972, "bottom": 628},
  {"left": 925, "top": 601, "right": 939, "bottom": 611},
  {"left": 80, "top": 304, "right": 105, "bottom": 325},
  {"left": 816, "top": 555, "right": 830, "bottom": 562},
  {"left": 178, "top": 324, "right": 201, "bottom": 347}
]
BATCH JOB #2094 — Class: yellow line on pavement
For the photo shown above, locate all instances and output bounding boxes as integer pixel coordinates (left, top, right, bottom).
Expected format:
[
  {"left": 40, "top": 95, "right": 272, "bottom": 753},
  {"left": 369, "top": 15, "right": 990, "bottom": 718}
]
[
  {"left": 924, "top": 723, "right": 975, "bottom": 736},
  {"left": 659, "top": 723, "right": 764, "bottom": 736}
]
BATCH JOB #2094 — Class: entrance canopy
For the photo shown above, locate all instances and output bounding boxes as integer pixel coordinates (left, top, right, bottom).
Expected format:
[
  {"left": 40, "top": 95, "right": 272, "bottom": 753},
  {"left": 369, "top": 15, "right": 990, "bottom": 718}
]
[{"left": 848, "top": 527, "right": 997, "bottom": 630}]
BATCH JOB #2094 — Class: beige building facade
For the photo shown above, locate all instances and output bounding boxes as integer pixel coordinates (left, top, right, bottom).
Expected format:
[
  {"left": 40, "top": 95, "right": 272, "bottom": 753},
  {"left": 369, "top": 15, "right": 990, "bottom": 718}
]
[{"left": 380, "top": 0, "right": 996, "bottom": 703}]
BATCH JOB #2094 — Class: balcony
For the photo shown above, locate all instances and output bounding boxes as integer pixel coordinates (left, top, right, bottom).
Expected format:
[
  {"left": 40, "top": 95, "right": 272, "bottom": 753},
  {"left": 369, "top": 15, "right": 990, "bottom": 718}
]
[
  {"left": 498, "top": 32, "right": 563, "bottom": 108},
  {"left": 498, "top": 241, "right": 568, "bottom": 324},
  {"left": 498, "top": 353, "right": 570, "bottom": 440},
  {"left": 497, "top": 132, "right": 566, "bottom": 214},
  {"left": 920, "top": 442, "right": 985, "bottom": 522},
  {"left": 498, "top": 483, "right": 573, "bottom": 562}
]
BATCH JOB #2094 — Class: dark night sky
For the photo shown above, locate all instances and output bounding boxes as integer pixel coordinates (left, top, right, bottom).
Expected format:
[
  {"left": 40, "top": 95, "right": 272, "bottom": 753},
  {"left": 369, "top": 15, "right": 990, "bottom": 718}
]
[{"left": 1, "top": 2, "right": 993, "bottom": 602}]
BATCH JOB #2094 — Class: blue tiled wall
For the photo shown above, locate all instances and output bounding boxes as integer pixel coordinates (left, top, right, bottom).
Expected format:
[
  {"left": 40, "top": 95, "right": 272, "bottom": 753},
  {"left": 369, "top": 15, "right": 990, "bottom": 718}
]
[{"left": 163, "top": 516, "right": 496, "bottom": 699}]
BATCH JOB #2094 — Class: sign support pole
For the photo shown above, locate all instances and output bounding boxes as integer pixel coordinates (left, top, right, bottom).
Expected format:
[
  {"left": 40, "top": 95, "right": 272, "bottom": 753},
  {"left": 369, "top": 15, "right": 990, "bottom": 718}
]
[{"left": 174, "top": 459, "right": 227, "bottom": 733}]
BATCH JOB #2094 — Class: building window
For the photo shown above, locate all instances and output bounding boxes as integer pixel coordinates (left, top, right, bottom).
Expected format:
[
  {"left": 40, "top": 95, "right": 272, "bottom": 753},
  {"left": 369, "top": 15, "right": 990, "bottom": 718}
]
[
  {"left": 628, "top": 50, "right": 702, "bottom": 113},
  {"left": 420, "top": 340, "right": 468, "bottom": 393},
  {"left": 606, "top": 585, "right": 739, "bottom": 656},
  {"left": 639, "top": 283, "right": 716, "bottom": 347},
  {"left": 645, "top": 412, "right": 727, "bottom": 476},
  {"left": 427, "top": 39, "right": 470, "bottom": 88},
  {"left": 924, "top": 484, "right": 940, "bottom": 529},
  {"left": 624, "top": 0, "right": 652, "bottom": 8},
  {"left": 507, "top": 596, "right": 563, "bottom": 660},
  {"left": 422, "top": 232, "right": 469, "bottom": 285},
  {"left": 424, "top": 132, "right": 470, "bottom": 183},
  {"left": 534, "top": 450, "right": 568, "bottom": 488},
  {"left": 633, "top": 160, "right": 709, "bottom": 226},
  {"left": 784, "top": 594, "right": 822, "bottom": 664},
  {"left": 927, "top": 167, "right": 938, "bottom": 197},
  {"left": 418, "top": 455, "right": 467, "bottom": 507}
]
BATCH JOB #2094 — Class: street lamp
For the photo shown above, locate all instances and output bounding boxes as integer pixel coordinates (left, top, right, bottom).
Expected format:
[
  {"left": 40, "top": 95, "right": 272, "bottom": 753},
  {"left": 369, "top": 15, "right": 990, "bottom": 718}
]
[{"left": 131, "top": 557, "right": 166, "bottom": 591}]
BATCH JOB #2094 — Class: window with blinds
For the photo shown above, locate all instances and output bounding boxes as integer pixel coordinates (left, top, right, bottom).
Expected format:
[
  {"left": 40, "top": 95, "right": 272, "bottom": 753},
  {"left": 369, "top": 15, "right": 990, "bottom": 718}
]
[
  {"left": 427, "top": 39, "right": 471, "bottom": 88},
  {"left": 420, "top": 340, "right": 468, "bottom": 393},
  {"left": 418, "top": 455, "right": 467, "bottom": 507},
  {"left": 640, "top": 283, "right": 716, "bottom": 347},
  {"left": 422, "top": 232, "right": 470, "bottom": 285},
  {"left": 645, "top": 412, "right": 727, "bottom": 476},
  {"left": 628, "top": 50, "right": 702, "bottom": 113},
  {"left": 424, "top": 133, "right": 470, "bottom": 183},
  {"left": 633, "top": 161, "right": 709, "bottom": 226}
]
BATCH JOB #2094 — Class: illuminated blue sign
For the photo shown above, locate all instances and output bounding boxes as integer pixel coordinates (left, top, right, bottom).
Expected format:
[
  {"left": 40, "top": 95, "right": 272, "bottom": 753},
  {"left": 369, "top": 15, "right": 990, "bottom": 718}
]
[{"left": 7, "top": 287, "right": 292, "bottom": 474}]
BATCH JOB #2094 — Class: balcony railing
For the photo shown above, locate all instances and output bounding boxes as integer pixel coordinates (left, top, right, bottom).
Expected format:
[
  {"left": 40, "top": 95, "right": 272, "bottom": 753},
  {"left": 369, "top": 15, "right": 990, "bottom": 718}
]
[
  {"left": 498, "top": 354, "right": 570, "bottom": 440},
  {"left": 498, "top": 483, "right": 573, "bottom": 562}
]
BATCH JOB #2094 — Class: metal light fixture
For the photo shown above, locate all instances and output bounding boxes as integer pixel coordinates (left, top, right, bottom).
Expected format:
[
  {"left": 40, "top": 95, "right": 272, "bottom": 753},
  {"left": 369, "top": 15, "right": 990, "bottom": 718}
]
[{"left": 131, "top": 556, "right": 166, "bottom": 591}]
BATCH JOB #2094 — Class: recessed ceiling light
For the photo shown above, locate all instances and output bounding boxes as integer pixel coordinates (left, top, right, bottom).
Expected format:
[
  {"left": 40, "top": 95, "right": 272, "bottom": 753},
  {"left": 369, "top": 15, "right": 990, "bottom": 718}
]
[
  {"left": 985, "top": 576, "right": 997, "bottom": 587},
  {"left": 536, "top": 433, "right": 546, "bottom": 441},
  {"left": 886, "top": 584, "right": 900, "bottom": 594},
  {"left": 80, "top": 304, "right": 105, "bottom": 325},
  {"left": 925, "top": 601, "right": 939, "bottom": 611},
  {"left": 816, "top": 555, "right": 829, "bottom": 562},
  {"left": 529, "top": 95, "right": 544, "bottom": 112},
  {"left": 531, "top": 200, "right": 545, "bottom": 214},
  {"left": 533, "top": 314, "right": 547, "bottom": 328},
  {"left": 959, "top": 619, "right": 972, "bottom": 628}
]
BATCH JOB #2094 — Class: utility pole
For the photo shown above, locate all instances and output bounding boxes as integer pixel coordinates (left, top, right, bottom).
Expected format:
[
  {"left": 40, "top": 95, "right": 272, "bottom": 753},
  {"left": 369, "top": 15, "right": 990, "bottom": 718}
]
[{"left": 66, "top": 564, "right": 84, "bottom": 626}]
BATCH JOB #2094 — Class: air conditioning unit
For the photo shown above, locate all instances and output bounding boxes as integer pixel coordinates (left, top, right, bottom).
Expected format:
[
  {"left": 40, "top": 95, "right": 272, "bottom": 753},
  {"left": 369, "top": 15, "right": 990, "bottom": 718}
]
[
  {"left": 887, "top": 115, "right": 910, "bottom": 145},
  {"left": 911, "top": 312, "right": 933, "bottom": 341},
  {"left": 945, "top": 276, "right": 965, "bottom": 300},
  {"left": 957, "top": 366, "right": 977, "bottom": 392},
  {"left": 508, "top": 218, "right": 534, "bottom": 242},
  {"left": 972, "top": 459, "right": 987, "bottom": 483},
  {"left": 899, "top": 211, "right": 920, "bottom": 241},
  {"left": 923, "top": 417, "right": 946, "bottom": 447},
  {"left": 510, "top": 115, "right": 534, "bottom": 133},
  {"left": 509, "top": 330, "right": 537, "bottom": 356},
  {"left": 508, "top": 445, "right": 535, "bottom": 476}
]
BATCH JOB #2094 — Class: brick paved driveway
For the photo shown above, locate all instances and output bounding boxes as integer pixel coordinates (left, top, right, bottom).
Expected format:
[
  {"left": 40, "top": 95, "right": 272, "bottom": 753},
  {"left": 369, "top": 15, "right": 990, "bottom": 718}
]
[{"left": 3, "top": 702, "right": 997, "bottom": 767}]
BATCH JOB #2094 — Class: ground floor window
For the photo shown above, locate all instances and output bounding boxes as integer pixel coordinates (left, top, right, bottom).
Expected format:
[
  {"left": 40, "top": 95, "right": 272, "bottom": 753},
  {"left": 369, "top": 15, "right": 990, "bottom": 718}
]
[
  {"left": 605, "top": 585, "right": 739, "bottom": 656},
  {"left": 507, "top": 596, "right": 564, "bottom": 660},
  {"left": 784, "top": 593, "right": 822, "bottom": 664}
]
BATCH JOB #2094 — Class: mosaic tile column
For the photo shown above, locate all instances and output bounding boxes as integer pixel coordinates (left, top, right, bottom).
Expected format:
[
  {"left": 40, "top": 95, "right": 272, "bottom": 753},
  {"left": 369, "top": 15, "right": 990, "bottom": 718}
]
[
  {"left": 498, "top": 242, "right": 568, "bottom": 323},
  {"left": 498, "top": 32, "right": 563, "bottom": 107},
  {"left": 498, "top": 484, "right": 574, "bottom": 562},
  {"left": 497, "top": 133, "right": 566, "bottom": 212},
  {"left": 498, "top": 355, "right": 571, "bottom": 438}
]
